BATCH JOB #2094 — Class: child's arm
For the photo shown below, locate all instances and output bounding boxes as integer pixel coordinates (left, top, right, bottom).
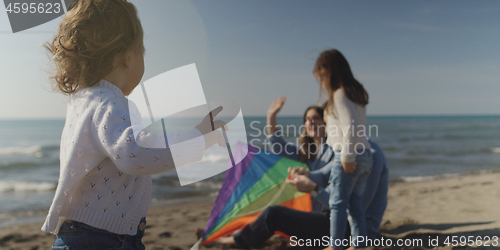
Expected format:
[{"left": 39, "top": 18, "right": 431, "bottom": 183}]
[{"left": 91, "top": 98, "right": 206, "bottom": 175}]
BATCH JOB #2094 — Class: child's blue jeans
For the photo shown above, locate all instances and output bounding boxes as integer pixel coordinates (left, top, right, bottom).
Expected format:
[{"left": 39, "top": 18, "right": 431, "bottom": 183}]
[
  {"left": 52, "top": 218, "right": 146, "bottom": 250},
  {"left": 329, "top": 150, "right": 372, "bottom": 248}
]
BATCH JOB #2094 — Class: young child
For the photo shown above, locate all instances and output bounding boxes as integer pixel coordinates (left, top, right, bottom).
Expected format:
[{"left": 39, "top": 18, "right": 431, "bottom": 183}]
[
  {"left": 313, "top": 49, "right": 373, "bottom": 250},
  {"left": 42, "top": 1, "right": 225, "bottom": 249}
]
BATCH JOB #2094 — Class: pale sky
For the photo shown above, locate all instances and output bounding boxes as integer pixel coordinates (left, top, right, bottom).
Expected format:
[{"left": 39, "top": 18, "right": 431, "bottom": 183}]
[{"left": 0, "top": 0, "right": 499, "bottom": 119}]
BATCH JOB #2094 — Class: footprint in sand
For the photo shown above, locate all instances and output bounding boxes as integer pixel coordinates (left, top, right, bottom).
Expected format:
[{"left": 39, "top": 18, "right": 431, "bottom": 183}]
[{"left": 159, "top": 232, "right": 172, "bottom": 238}]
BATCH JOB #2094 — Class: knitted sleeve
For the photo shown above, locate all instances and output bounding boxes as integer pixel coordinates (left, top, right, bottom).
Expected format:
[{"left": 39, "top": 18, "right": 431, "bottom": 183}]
[{"left": 91, "top": 97, "right": 206, "bottom": 175}]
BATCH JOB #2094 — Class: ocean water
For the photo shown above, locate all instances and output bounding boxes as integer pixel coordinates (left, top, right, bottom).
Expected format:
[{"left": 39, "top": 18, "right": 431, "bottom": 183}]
[{"left": 1, "top": 116, "right": 500, "bottom": 227}]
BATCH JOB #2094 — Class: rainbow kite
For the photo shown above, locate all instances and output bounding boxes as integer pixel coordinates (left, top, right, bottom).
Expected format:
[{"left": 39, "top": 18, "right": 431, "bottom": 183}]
[{"left": 201, "top": 142, "right": 312, "bottom": 245}]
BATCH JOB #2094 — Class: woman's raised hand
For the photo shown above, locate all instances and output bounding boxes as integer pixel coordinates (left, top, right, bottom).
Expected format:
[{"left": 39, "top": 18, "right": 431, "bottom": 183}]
[
  {"left": 266, "top": 97, "right": 286, "bottom": 136},
  {"left": 267, "top": 97, "right": 286, "bottom": 118}
]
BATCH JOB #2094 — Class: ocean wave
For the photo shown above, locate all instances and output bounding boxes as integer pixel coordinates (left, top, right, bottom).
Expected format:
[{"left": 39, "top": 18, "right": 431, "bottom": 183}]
[
  {"left": 0, "top": 181, "right": 56, "bottom": 193},
  {"left": 153, "top": 175, "right": 180, "bottom": 186},
  {"left": 404, "top": 148, "right": 487, "bottom": 157},
  {"left": 397, "top": 175, "right": 440, "bottom": 183},
  {"left": 192, "top": 181, "right": 222, "bottom": 190},
  {"left": 444, "top": 124, "right": 500, "bottom": 131},
  {"left": 393, "top": 174, "right": 462, "bottom": 183},
  {"left": 200, "top": 154, "right": 229, "bottom": 163},
  {"left": 393, "top": 170, "right": 499, "bottom": 183},
  {"left": 0, "top": 162, "right": 40, "bottom": 170},
  {"left": 0, "top": 145, "right": 44, "bottom": 158},
  {"left": 490, "top": 147, "right": 500, "bottom": 154}
]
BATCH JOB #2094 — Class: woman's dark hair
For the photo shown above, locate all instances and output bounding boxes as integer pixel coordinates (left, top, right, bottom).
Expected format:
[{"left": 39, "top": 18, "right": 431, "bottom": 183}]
[
  {"left": 298, "top": 105, "right": 325, "bottom": 163},
  {"left": 313, "top": 49, "right": 369, "bottom": 114}
]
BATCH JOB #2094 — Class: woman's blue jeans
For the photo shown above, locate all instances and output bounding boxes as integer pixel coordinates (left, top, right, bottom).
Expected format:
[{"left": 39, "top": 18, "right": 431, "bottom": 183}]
[
  {"left": 363, "top": 143, "right": 389, "bottom": 240},
  {"left": 52, "top": 218, "right": 146, "bottom": 250},
  {"left": 329, "top": 150, "right": 372, "bottom": 248}
]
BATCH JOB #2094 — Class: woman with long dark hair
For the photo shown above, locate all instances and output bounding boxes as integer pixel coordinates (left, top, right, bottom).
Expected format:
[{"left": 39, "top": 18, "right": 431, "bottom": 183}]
[
  {"left": 266, "top": 96, "right": 329, "bottom": 168},
  {"left": 313, "top": 49, "right": 373, "bottom": 249}
]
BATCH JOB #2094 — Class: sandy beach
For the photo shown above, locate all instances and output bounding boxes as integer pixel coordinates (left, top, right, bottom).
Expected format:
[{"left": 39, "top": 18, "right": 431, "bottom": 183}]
[{"left": 1, "top": 172, "right": 499, "bottom": 250}]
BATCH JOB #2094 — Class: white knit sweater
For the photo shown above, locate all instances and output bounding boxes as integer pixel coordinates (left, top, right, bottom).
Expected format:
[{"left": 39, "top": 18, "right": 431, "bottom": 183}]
[
  {"left": 325, "top": 88, "right": 371, "bottom": 163},
  {"left": 42, "top": 80, "right": 205, "bottom": 235}
]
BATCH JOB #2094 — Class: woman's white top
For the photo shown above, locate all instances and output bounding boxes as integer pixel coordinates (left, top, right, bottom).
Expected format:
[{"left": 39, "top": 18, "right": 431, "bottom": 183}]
[{"left": 325, "top": 88, "right": 371, "bottom": 163}]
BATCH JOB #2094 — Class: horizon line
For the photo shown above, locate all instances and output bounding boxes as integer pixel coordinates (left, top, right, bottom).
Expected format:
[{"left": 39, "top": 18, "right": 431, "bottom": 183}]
[{"left": 2, "top": 113, "right": 500, "bottom": 121}]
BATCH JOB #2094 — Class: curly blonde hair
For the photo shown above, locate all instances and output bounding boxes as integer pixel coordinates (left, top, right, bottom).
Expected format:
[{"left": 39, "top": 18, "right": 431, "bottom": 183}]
[{"left": 46, "top": 0, "right": 144, "bottom": 94}]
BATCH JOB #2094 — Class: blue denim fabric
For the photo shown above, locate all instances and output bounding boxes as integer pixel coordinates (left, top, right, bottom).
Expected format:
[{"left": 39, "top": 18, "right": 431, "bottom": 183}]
[
  {"left": 363, "top": 141, "right": 389, "bottom": 240},
  {"left": 329, "top": 150, "right": 372, "bottom": 248},
  {"left": 363, "top": 165, "right": 388, "bottom": 240},
  {"left": 52, "top": 218, "right": 146, "bottom": 250}
]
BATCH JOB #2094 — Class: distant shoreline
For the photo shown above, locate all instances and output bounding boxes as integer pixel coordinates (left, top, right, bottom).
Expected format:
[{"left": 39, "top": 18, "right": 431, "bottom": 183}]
[{"left": 2, "top": 113, "right": 500, "bottom": 121}]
